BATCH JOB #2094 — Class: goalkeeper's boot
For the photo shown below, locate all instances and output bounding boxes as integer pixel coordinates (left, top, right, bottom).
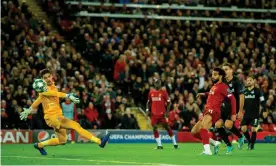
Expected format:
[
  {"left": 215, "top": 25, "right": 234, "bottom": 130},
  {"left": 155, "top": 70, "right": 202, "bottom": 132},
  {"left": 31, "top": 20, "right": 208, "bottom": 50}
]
[
  {"left": 34, "top": 143, "right": 47, "bottom": 155},
  {"left": 155, "top": 146, "right": 163, "bottom": 150},
  {"left": 226, "top": 145, "right": 233, "bottom": 154},
  {"left": 174, "top": 145, "right": 179, "bottom": 149},
  {"left": 238, "top": 135, "right": 245, "bottom": 149},
  {"left": 99, "top": 133, "right": 110, "bottom": 148}
]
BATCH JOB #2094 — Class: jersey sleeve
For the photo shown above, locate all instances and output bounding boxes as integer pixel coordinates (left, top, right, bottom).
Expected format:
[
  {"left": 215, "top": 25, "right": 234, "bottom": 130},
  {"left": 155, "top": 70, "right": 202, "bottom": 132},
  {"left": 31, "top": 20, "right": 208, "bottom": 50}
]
[
  {"left": 257, "top": 88, "right": 266, "bottom": 109},
  {"left": 40, "top": 91, "right": 67, "bottom": 98},
  {"left": 30, "top": 96, "right": 42, "bottom": 109},
  {"left": 163, "top": 90, "right": 170, "bottom": 102},
  {"left": 222, "top": 85, "right": 236, "bottom": 115},
  {"left": 204, "top": 92, "right": 209, "bottom": 96},
  {"left": 257, "top": 89, "right": 265, "bottom": 102}
]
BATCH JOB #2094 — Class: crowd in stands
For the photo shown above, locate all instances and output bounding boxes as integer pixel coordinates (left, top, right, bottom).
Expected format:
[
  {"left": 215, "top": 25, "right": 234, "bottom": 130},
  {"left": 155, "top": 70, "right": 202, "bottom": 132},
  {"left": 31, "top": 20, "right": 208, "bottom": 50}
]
[
  {"left": 62, "top": 6, "right": 274, "bottom": 20},
  {"left": 68, "top": 0, "right": 275, "bottom": 9},
  {"left": 1, "top": 0, "right": 275, "bottom": 132},
  {"left": 1, "top": 0, "right": 139, "bottom": 130},
  {"left": 45, "top": 0, "right": 275, "bottom": 130}
]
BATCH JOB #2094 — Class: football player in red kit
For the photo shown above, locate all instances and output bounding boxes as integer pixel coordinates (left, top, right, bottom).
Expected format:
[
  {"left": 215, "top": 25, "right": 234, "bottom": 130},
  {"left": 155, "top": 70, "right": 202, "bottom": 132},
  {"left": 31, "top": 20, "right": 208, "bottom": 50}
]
[
  {"left": 192, "top": 68, "right": 236, "bottom": 155},
  {"left": 146, "top": 79, "right": 178, "bottom": 149}
]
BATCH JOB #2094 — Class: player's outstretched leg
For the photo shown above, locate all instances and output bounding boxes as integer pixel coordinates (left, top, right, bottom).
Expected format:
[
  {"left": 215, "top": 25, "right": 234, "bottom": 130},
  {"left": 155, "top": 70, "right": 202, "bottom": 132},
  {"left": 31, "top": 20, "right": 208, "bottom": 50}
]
[
  {"left": 60, "top": 118, "right": 110, "bottom": 148},
  {"left": 225, "top": 120, "right": 244, "bottom": 149},
  {"left": 153, "top": 126, "right": 163, "bottom": 149},
  {"left": 208, "top": 131, "right": 221, "bottom": 154},
  {"left": 191, "top": 121, "right": 202, "bottom": 140},
  {"left": 209, "top": 138, "right": 221, "bottom": 155},
  {"left": 217, "top": 128, "right": 233, "bottom": 154},
  {"left": 241, "top": 125, "right": 251, "bottom": 149},
  {"left": 211, "top": 120, "right": 225, "bottom": 155},
  {"left": 34, "top": 142, "right": 48, "bottom": 155},
  {"left": 200, "top": 115, "right": 212, "bottom": 155},
  {"left": 225, "top": 120, "right": 244, "bottom": 148},
  {"left": 35, "top": 128, "right": 67, "bottom": 155},
  {"left": 163, "top": 123, "right": 178, "bottom": 149}
]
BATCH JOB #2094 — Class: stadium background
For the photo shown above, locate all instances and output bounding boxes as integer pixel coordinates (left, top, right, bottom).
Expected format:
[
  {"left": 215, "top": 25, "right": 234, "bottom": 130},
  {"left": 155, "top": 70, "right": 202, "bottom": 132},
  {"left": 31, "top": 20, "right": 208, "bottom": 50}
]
[{"left": 1, "top": 0, "right": 276, "bottom": 164}]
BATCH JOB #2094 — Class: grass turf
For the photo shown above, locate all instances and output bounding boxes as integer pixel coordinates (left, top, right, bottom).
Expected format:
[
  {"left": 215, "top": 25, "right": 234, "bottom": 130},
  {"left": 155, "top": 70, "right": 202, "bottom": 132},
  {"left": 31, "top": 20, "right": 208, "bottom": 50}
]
[{"left": 1, "top": 143, "right": 276, "bottom": 165}]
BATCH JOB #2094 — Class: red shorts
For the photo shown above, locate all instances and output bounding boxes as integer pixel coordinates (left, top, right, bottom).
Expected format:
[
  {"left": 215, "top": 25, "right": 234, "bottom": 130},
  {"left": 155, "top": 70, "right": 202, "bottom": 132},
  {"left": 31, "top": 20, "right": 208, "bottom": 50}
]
[
  {"left": 150, "top": 116, "right": 168, "bottom": 126},
  {"left": 203, "top": 108, "right": 220, "bottom": 125}
]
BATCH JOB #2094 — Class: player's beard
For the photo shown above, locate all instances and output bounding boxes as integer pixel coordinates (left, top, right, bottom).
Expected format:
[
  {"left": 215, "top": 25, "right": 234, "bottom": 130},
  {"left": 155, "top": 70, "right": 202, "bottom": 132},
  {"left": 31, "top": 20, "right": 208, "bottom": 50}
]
[{"left": 212, "top": 78, "right": 219, "bottom": 84}]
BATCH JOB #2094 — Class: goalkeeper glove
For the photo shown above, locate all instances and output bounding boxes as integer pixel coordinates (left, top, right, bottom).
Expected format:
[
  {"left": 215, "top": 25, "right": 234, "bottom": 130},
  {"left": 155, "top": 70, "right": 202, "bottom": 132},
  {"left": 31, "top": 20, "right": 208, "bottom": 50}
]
[
  {"left": 20, "top": 107, "right": 33, "bottom": 121},
  {"left": 66, "top": 93, "right": 80, "bottom": 104}
]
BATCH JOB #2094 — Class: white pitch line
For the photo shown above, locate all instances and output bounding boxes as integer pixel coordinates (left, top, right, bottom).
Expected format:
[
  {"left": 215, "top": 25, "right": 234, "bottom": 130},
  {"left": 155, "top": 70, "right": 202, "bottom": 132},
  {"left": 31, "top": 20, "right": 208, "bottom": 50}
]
[{"left": 2, "top": 155, "right": 169, "bottom": 165}]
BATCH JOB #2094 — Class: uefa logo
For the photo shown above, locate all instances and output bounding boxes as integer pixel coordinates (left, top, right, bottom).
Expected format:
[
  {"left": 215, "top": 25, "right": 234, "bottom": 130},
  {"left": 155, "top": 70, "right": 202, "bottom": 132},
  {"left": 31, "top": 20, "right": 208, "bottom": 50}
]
[{"left": 37, "top": 131, "right": 50, "bottom": 142}]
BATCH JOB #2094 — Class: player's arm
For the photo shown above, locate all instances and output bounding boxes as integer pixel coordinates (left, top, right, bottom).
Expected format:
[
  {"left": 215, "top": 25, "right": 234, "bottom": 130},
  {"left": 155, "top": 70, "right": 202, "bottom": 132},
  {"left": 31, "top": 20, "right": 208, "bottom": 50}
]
[
  {"left": 40, "top": 91, "right": 67, "bottom": 98},
  {"left": 237, "top": 80, "right": 245, "bottom": 113},
  {"left": 227, "top": 94, "right": 237, "bottom": 117},
  {"left": 30, "top": 96, "right": 42, "bottom": 109},
  {"left": 196, "top": 92, "right": 209, "bottom": 98},
  {"left": 223, "top": 86, "right": 237, "bottom": 120},
  {"left": 146, "top": 100, "right": 151, "bottom": 116},
  {"left": 20, "top": 96, "right": 42, "bottom": 120},
  {"left": 164, "top": 90, "right": 171, "bottom": 117},
  {"left": 258, "top": 89, "right": 267, "bottom": 117},
  {"left": 40, "top": 91, "right": 80, "bottom": 104},
  {"left": 146, "top": 91, "right": 152, "bottom": 116}
]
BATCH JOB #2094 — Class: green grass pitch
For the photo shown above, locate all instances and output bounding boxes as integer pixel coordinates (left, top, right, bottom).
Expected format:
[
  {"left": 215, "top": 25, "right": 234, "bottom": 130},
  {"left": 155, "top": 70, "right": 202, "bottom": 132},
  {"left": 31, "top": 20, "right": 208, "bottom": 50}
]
[{"left": 2, "top": 143, "right": 276, "bottom": 165}]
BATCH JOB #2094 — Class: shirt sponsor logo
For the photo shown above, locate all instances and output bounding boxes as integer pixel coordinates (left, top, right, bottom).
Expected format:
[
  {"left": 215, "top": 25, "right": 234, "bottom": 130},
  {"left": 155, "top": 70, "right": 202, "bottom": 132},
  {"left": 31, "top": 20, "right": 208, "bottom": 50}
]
[
  {"left": 245, "top": 95, "right": 255, "bottom": 99},
  {"left": 152, "top": 97, "right": 162, "bottom": 101}
]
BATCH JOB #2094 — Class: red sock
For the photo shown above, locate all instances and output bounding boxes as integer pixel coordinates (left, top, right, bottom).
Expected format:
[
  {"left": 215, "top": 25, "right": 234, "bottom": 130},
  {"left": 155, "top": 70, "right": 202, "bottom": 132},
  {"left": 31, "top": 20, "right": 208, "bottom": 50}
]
[
  {"left": 209, "top": 132, "right": 214, "bottom": 139},
  {"left": 153, "top": 130, "right": 159, "bottom": 138},
  {"left": 193, "top": 132, "right": 202, "bottom": 140},
  {"left": 71, "top": 129, "right": 75, "bottom": 141},
  {"left": 200, "top": 128, "right": 209, "bottom": 145},
  {"left": 166, "top": 128, "right": 174, "bottom": 137}
]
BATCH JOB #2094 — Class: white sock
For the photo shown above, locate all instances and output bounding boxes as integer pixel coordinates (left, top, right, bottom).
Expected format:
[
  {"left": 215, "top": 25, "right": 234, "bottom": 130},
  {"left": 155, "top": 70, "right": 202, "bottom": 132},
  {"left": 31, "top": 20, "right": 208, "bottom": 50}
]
[
  {"left": 203, "top": 144, "right": 211, "bottom": 153},
  {"left": 170, "top": 135, "right": 177, "bottom": 145},
  {"left": 155, "top": 137, "right": 162, "bottom": 146},
  {"left": 209, "top": 138, "right": 215, "bottom": 146}
]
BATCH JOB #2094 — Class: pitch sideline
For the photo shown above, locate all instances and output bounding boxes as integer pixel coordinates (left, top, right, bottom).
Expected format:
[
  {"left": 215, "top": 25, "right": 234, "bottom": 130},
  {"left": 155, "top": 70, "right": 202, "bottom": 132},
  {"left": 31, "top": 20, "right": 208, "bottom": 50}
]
[{"left": 2, "top": 155, "right": 175, "bottom": 165}]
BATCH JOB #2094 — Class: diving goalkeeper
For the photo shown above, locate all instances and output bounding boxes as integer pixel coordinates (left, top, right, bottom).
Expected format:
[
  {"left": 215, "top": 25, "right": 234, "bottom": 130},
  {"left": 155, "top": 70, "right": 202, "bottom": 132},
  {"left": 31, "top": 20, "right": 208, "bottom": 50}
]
[{"left": 20, "top": 69, "right": 110, "bottom": 155}]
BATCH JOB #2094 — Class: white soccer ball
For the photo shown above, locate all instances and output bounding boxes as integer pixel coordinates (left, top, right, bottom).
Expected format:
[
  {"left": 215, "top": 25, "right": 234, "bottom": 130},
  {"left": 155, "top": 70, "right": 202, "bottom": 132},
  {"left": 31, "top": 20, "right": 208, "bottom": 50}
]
[{"left": 33, "top": 79, "right": 47, "bottom": 93}]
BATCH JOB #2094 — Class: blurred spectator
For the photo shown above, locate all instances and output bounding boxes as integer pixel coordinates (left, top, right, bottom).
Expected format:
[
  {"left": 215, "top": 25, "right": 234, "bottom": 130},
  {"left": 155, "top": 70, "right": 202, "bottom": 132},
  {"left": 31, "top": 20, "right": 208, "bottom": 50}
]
[
  {"left": 1, "top": 100, "right": 9, "bottom": 129},
  {"left": 62, "top": 98, "right": 77, "bottom": 120},
  {"left": 120, "top": 108, "right": 140, "bottom": 129},
  {"left": 101, "top": 94, "right": 116, "bottom": 116},
  {"left": 101, "top": 109, "right": 119, "bottom": 129},
  {"left": 114, "top": 55, "right": 126, "bottom": 81},
  {"left": 168, "top": 102, "right": 181, "bottom": 130},
  {"left": 82, "top": 102, "right": 100, "bottom": 129},
  {"left": 62, "top": 98, "right": 77, "bottom": 142}
]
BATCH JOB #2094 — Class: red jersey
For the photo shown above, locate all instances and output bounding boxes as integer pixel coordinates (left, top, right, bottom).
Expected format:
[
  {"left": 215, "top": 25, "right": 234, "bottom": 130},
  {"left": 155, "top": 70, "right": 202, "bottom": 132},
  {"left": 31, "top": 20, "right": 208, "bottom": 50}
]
[
  {"left": 148, "top": 89, "right": 170, "bottom": 117},
  {"left": 204, "top": 82, "right": 236, "bottom": 114}
]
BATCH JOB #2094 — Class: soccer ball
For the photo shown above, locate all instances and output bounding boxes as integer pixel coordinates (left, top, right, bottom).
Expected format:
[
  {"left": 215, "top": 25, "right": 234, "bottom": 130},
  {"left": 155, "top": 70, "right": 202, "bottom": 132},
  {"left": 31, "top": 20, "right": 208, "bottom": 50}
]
[{"left": 33, "top": 79, "right": 47, "bottom": 93}]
